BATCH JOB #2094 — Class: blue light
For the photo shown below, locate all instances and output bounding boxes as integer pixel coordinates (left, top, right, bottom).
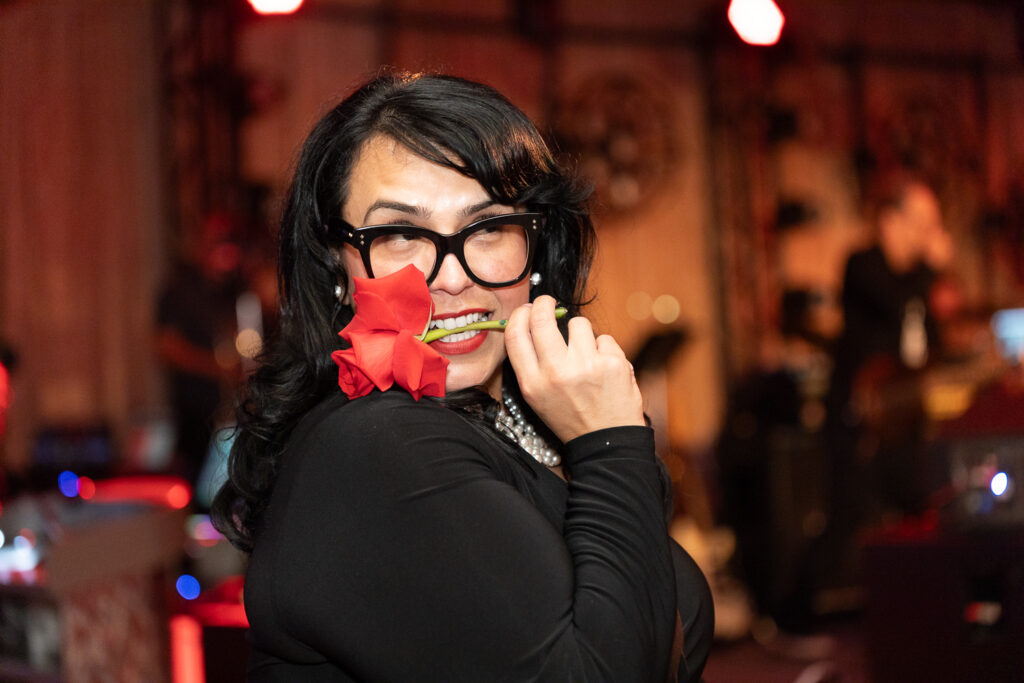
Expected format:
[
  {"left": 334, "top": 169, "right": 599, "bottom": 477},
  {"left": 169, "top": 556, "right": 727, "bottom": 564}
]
[
  {"left": 991, "top": 472, "right": 1010, "bottom": 497},
  {"left": 176, "top": 574, "right": 201, "bottom": 600},
  {"left": 57, "top": 471, "right": 79, "bottom": 498}
]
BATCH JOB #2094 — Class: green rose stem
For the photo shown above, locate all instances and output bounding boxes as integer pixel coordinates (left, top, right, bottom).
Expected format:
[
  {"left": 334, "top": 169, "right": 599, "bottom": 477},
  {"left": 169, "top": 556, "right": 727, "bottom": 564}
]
[{"left": 420, "top": 307, "right": 568, "bottom": 343}]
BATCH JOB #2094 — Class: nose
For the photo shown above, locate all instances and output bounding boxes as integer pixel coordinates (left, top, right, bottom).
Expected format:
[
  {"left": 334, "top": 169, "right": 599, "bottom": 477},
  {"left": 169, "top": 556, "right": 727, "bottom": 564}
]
[{"left": 430, "top": 252, "right": 473, "bottom": 295}]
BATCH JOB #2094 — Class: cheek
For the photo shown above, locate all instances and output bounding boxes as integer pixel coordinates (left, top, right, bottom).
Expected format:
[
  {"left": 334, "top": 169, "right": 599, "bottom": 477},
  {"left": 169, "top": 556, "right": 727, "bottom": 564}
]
[{"left": 497, "top": 281, "right": 531, "bottom": 312}]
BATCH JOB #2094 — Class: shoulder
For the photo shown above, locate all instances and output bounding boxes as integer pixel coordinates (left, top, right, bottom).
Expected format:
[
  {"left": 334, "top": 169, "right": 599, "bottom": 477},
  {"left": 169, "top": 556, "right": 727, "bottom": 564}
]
[
  {"left": 299, "top": 389, "right": 478, "bottom": 449},
  {"left": 279, "top": 390, "right": 514, "bottom": 498}
]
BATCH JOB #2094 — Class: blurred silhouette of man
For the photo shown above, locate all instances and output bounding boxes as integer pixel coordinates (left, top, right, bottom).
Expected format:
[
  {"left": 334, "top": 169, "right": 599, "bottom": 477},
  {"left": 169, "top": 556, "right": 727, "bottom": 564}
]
[
  {"left": 779, "top": 173, "right": 953, "bottom": 634},
  {"left": 828, "top": 173, "right": 952, "bottom": 519}
]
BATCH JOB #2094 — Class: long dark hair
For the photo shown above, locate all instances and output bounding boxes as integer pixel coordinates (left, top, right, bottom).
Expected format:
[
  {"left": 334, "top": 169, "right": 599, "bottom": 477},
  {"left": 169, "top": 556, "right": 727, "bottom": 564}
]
[{"left": 211, "top": 71, "right": 595, "bottom": 552}]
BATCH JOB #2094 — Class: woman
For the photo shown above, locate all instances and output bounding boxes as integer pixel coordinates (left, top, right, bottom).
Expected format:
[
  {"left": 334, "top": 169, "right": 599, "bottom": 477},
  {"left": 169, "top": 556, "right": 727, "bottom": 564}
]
[{"left": 213, "top": 72, "right": 713, "bottom": 682}]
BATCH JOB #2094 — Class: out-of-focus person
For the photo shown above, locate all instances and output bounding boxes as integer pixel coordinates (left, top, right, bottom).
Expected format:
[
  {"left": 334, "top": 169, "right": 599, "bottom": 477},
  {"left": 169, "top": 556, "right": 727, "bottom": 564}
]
[
  {"left": 828, "top": 172, "right": 952, "bottom": 520},
  {"left": 773, "top": 172, "right": 954, "bottom": 636}
]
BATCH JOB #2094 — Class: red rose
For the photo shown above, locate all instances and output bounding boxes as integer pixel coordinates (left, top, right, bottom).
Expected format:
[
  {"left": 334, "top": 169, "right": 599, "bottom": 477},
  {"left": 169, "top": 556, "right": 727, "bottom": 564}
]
[{"left": 331, "top": 265, "right": 449, "bottom": 400}]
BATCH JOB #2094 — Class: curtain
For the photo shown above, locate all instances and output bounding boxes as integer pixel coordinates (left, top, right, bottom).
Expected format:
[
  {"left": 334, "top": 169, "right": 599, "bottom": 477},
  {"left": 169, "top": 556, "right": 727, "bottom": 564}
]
[{"left": 0, "top": 0, "right": 167, "bottom": 472}]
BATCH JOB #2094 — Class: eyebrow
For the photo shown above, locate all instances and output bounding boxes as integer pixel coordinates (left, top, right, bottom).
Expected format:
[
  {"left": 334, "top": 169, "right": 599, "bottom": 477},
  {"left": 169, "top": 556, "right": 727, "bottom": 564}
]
[{"left": 362, "top": 199, "right": 499, "bottom": 224}]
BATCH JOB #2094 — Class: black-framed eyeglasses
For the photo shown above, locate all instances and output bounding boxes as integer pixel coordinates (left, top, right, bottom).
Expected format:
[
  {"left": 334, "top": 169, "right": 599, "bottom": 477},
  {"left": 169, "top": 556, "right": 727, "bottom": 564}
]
[{"left": 326, "top": 212, "right": 543, "bottom": 287}]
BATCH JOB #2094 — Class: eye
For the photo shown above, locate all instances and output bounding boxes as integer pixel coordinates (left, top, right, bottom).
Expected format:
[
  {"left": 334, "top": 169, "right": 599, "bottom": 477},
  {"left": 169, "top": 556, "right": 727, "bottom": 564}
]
[{"left": 382, "top": 232, "right": 417, "bottom": 243}]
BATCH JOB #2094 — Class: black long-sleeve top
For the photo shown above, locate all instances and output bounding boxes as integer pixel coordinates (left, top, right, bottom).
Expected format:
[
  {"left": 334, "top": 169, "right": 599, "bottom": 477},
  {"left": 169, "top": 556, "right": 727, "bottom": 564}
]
[{"left": 244, "top": 390, "right": 713, "bottom": 682}]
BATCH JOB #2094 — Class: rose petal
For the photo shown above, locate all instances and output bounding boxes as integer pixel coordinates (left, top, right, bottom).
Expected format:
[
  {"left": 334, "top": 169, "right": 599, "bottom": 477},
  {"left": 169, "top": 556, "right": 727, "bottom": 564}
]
[
  {"left": 392, "top": 331, "right": 448, "bottom": 400},
  {"left": 343, "top": 330, "right": 402, "bottom": 391},
  {"left": 346, "top": 289, "right": 403, "bottom": 335},
  {"left": 351, "top": 265, "right": 432, "bottom": 333},
  {"left": 331, "top": 348, "right": 378, "bottom": 399},
  {"left": 333, "top": 264, "right": 446, "bottom": 401}
]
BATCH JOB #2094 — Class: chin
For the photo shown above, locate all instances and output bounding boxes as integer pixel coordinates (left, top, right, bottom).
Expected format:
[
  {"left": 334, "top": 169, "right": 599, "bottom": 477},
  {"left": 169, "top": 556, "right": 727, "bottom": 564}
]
[
  {"left": 445, "top": 373, "right": 487, "bottom": 393},
  {"left": 444, "top": 360, "right": 503, "bottom": 397}
]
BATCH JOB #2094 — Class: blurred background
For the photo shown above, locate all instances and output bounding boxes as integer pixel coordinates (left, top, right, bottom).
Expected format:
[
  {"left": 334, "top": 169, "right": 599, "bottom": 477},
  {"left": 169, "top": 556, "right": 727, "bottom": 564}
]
[{"left": 2, "top": 0, "right": 1024, "bottom": 681}]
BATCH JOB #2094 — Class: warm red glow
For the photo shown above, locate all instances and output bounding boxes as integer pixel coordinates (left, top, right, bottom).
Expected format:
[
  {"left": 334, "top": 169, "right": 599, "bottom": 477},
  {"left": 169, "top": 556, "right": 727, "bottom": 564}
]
[
  {"left": 89, "top": 475, "right": 193, "bottom": 509},
  {"left": 167, "top": 483, "right": 191, "bottom": 510},
  {"left": 170, "top": 615, "right": 205, "bottom": 683},
  {"left": 0, "top": 364, "right": 9, "bottom": 410},
  {"left": 190, "top": 602, "right": 250, "bottom": 628},
  {"left": 77, "top": 476, "right": 96, "bottom": 500},
  {"left": 728, "top": 0, "right": 785, "bottom": 46},
  {"left": 248, "top": 0, "right": 304, "bottom": 15},
  {"left": 0, "top": 363, "right": 10, "bottom": 437}
]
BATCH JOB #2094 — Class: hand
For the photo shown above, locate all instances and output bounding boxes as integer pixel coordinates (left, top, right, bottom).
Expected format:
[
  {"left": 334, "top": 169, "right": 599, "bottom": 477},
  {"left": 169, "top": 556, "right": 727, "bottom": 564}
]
[{"left": 504, "top": 296, "right": 646, "bottom": 443}]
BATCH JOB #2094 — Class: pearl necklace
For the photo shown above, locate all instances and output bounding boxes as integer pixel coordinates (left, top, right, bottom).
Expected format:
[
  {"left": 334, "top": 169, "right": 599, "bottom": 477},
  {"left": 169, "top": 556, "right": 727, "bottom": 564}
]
[{"left": 495, "top": 388, "right": 561, "bottom": 467}]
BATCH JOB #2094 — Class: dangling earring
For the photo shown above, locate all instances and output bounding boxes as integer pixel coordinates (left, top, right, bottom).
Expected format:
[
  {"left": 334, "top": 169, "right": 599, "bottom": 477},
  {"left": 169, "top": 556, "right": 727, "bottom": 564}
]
[
  {"left": 529, "top": 272, "right": 542, "bottom": 287},
  {"left": 334, "top": 284, "right": 343, "bottom": 299}
]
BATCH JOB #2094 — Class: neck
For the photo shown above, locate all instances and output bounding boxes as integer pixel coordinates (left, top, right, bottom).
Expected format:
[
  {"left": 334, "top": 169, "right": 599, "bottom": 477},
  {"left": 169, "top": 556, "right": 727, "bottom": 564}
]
[{"left": 485, "top": 366, "right": 504, "bottom": 402}]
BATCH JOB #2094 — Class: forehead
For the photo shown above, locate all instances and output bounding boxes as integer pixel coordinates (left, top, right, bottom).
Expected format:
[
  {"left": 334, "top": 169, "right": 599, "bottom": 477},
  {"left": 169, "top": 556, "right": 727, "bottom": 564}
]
[{"left": 343, "top": 136, "right": 493, "bottom": 221}]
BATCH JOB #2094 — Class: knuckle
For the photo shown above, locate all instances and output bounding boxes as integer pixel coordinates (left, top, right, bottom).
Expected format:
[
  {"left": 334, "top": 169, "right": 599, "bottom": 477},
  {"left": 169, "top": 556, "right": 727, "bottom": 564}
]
[
  {"left": 568, "top": 316, "right": 591, "bottom": 331},
  {"left": 550, "top": 364, "right": 586, "bottom": 390},
  {"left": 547, "top": 367, "right": 571, "bottom": 387},
  {"left": 518, "top": 378, "right": 540, "bottom": 401},
  {"left": 595, "top": 334, "right": 620, "bottom": 351},
  {"left": 503, "top": 323, "right": 522, "bottom": 342}
]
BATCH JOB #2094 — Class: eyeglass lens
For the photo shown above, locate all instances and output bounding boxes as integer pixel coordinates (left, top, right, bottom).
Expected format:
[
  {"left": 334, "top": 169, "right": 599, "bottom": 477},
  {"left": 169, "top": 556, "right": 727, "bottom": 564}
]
[{"left": 368, "top": 221, "right": 529, "bottom": 285}]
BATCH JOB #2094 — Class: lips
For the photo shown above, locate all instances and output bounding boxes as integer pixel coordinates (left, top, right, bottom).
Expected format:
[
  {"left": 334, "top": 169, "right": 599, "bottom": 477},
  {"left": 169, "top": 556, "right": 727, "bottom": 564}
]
[{"left": 428, "top": 308, "right": 490, "bottom": 353}]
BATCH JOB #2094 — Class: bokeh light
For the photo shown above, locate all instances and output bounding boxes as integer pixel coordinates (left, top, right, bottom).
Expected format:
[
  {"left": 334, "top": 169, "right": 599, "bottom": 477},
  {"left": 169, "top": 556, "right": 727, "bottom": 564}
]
[
  {"left": 652, "top": 294, "right": 681, "bottom": 324},
  {"left": 57, "top": 470, "right": 79, "bottom": 498},
  {"left": 728, "top": 0, "right": 785, "bottom": 46},
  {"left": 248, "top": 0, "right": 304, "bottom": 15},
  {"left": 166, "top": 483, "right": 192, "bottom": 510},
  {"left": 626, "top": 291, "right": 653, "bottom": 321},
  {"left": 176, "top": 574, "right": 202, "bottom": 600},
  {"left": 235, "top": 328, "right": 263, "bottom": 359},
  {"left": 77, "top": 476, "right": 96, "bottom": 500},
  {"left": 991, "top": 471, "right": 1009, "bottom": 497}
]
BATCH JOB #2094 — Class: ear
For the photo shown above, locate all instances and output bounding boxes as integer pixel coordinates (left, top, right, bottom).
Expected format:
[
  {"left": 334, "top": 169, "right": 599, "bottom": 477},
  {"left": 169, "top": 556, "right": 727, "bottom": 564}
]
[
  {"left": 333, "top": 279, "right": 353, "bottom": 306},
  {"left": 329, "top": 248, "right": 353, "bottom": 306}
]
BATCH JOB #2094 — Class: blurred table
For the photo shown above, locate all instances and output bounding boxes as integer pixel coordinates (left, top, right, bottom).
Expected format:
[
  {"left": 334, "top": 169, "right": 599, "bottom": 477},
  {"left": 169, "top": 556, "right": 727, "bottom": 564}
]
[
  {"left": 0, "top": 499, "right": 185, "bottom": 682},
  {"left": 863, "top": 519, "right": 1024, "bottom": 683}
]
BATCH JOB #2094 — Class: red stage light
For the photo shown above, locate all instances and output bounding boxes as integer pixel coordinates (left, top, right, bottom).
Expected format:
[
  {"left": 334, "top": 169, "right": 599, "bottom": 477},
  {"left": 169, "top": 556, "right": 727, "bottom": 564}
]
[
  {"left": 89, "top": 475, "right": 193, "bottom": 509},
  {"left": 170, "top": 615, "right": 205, "bottom": 683},
  {"left": 728, "top": 0, "right": 785, "bottom": 46},
  {"left": 77, "top": 476, "right": 96, "bottom": 500},
  {"left": 248, "top": 0, "right": 304, "bottom": 15}
]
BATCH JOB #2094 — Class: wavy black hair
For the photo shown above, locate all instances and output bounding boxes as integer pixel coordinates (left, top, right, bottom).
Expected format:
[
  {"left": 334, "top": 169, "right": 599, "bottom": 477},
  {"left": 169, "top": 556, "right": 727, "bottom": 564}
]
[{"left": 211, "top": 71, "right": 595, "bottom": 552}]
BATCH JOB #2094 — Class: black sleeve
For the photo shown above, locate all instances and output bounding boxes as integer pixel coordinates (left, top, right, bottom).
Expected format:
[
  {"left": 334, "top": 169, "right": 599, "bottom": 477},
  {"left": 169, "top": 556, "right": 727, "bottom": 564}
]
[
  {"left": 671, "top": 541, "right": 714, "bottom": 682},
  {"left": 842, "top": 249, "right": 907, "bottom": 326},
  {"left": 252, "top": 394, "right": 677, "bottom": 682}
]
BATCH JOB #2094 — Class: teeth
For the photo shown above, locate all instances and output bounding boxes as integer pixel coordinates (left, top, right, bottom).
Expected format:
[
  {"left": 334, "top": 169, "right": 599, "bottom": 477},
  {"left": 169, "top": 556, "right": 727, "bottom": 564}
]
[
  {"left": 436, "top": 329, "right": 481, "bottom": 343},
  {"left": 430, "top": 312, "right": 488, "bottom": 330}
]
